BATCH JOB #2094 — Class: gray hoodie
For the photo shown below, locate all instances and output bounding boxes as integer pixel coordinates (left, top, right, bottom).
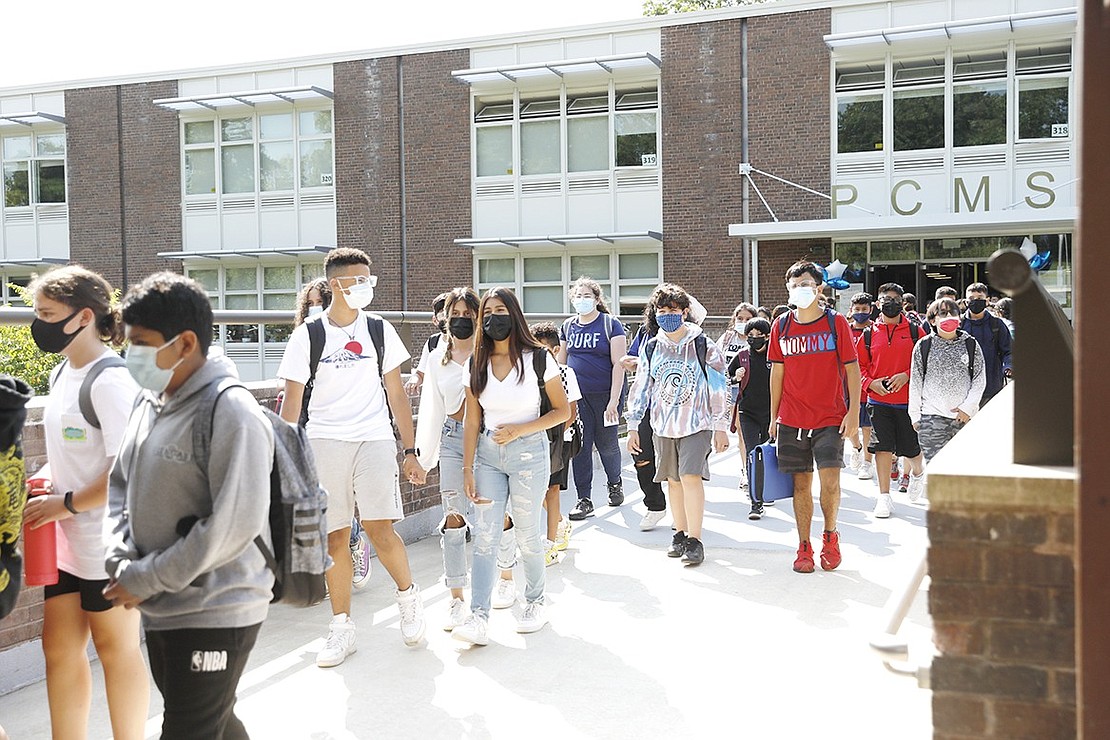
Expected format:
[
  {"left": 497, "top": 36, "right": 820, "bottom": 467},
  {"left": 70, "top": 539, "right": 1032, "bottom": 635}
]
[{"left": 105, "top": 358, "right": 275, "bottom": 631}]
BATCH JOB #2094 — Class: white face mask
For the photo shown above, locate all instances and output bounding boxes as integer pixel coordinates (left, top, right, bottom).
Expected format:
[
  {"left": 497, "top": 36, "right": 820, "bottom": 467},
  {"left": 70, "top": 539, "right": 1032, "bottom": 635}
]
[
  {"left": 572, "top": 297, "right": 596, "bottom": 315},
  {"left": 307, "top": 305, "right": 324, "bottom": 317},
  {"left": 126, "top": 334, "right": 183, "bottom": 393},
  {"left": 343, "top": 283, "right": 374, "bottom": 310},
  {"left": 788, "top": 286, "right": 817, "bottom": 310},
  {"left": 736, "top": 320, "right": 748, "bottom": 334}
]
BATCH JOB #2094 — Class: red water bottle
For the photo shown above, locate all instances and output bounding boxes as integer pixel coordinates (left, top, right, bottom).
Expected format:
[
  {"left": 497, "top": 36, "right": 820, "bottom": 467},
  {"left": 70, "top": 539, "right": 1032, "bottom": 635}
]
[{"left": 23, "top": 467, "right": 58, "bottom": 587}]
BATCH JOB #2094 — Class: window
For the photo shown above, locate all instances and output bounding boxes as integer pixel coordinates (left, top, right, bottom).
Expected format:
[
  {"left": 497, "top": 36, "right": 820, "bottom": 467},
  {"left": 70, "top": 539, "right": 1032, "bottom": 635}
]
[
  {"left": 892, "top": 58, "right": 945, "bottom": 152},
  {"left": 870, "top": 240, "right": 920, "bottom": 262},
  {"left": 835, "top": 63, "right": 884, "bottom": 154},
  {"left": 181, "top": 108, "right": 333, "bottom": 197},
  {"left": 2, "top": 131, "right": 66, "bottom": 207},
  {"left": 1017, "top": 46, "right": 1071, "bottom": 140},
  {"left": 473, "top": 83, "right": 658, "bottom": 179},
  {"left": 476, "top": 250, "right": 658, "bottom": 314},
  {"left": 953, "top": 52, "right": 1007, "bottom": 147},
  {"left": 614, "top": 89, "right": 658, "bottom": 168},
  {"left": 187, "top": 261, "right": 324, "bottom": 345},
  {"left": 0, "top": 273, "right": 32, "bottom": 305}
]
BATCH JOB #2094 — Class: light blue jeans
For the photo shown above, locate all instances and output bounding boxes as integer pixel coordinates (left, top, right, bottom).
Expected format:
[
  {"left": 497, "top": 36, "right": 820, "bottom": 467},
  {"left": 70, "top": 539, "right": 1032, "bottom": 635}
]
[
  {"left": 470, "top": 430, "right": 549, "bottom": 618},
  {"left": 440, "top": 419, "right": 517, "bottom": 590}
]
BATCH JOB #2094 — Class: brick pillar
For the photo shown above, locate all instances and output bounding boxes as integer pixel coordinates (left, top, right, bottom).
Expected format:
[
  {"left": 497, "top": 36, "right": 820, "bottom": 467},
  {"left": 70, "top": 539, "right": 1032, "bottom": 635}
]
[{"left": 928, "top": 393, "right": 1076, "bottom": 739}]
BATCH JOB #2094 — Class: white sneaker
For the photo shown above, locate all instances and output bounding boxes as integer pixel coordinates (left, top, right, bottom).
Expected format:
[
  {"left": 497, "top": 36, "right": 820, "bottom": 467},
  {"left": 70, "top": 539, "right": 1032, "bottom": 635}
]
[
  {"left": 395, "top": 584, "right": 426, "bottom": 646},
  {"left": 907, "top": 473, "right": 926, "bottom": 503},
  {"left": 350, "top": 530, "right": 372, "bottom": 591},
  {"left": 857, "top": 461, "right": 873, "bottom": 481},
  {"left": 492, "top": 578, "right": 516, "bottom": 609},
  {"left": 848, "top": 447, "right": 862, "bottom": 472},
  {"left": 555, "top": 517, "right": 572, "bottom": 551},
  {"left": 543, "top": 539, "right": 559, "bottom": 567},
  {"left": 515, "top": 601, "right": 548, "bottom": 634},
  {"left": 451, "top": 614, "right": 489, "bottom": 646},
  {"left": 738, "top": 466, "right": 749, "bottom": 491},
  {"left": 444, "top": 597, "right": 467, "bottom": 631},
  {"left": 316, "top": 614, "right": 356, "bottom": 668},
  {"left": 639, "top": 509, "right": 667, "bottom": 531},
  {"left": 873, "top": 493, "right": 895, "bottom": 519}
]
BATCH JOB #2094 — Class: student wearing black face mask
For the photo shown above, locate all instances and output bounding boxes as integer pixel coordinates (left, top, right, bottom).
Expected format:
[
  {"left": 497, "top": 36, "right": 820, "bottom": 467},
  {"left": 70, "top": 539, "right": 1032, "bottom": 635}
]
[
  {"left": 728, "top": 319, "right": 773, "bottom": 519},
  {"left": 406, "top": 292, "right": 451, "bottom": 395},
  {"left": 960, "top": 282, "right": 1012, "bottom": 405}
]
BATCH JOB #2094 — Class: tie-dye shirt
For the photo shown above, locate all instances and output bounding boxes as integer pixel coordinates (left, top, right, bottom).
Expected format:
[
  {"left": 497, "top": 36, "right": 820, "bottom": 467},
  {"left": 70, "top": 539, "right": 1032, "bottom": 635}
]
[{"left": 627, "top": 324, "right": 731, "bottom": 438}]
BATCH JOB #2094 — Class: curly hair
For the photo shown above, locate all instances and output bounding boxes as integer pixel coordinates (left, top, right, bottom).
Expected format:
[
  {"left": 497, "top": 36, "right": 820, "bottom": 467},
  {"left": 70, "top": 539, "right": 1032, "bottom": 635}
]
[{"left": 294, "top": 278, "right": 332, "bottom": 327}]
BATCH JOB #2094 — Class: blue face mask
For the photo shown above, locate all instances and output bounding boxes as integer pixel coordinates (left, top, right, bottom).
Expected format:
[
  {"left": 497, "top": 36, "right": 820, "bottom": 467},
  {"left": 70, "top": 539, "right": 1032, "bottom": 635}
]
[
  {"left": 657, "top": 313, "right": 684, "bottom": 333},
  {"left": 852, "top": 312, "right": 871, "bottom": 325}
]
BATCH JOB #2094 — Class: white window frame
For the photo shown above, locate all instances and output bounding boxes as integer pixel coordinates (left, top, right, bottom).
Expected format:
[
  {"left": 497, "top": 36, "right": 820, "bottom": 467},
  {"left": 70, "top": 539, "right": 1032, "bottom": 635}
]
[
  {"left": 1, "top": 128, "right": 67, "bottom": 209},
  {"left": 179, "top": 104, "right": 335, "bottom": 201}
]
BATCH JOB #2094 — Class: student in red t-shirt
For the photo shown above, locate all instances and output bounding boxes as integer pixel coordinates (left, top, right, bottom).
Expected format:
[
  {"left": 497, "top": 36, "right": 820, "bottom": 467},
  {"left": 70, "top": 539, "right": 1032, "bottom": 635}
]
[
  {"left": 856, "top": 283, "right": 926, "bottom": 518},
  {"left": 768, "top": 261, "right": 861, "bottom": 574}
]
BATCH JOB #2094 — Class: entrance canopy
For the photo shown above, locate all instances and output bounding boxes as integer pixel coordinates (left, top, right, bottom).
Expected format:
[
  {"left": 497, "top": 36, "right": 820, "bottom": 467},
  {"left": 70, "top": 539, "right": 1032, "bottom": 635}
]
[{"left": 728, "top": 208, "right": 1076, "bottom": 242}]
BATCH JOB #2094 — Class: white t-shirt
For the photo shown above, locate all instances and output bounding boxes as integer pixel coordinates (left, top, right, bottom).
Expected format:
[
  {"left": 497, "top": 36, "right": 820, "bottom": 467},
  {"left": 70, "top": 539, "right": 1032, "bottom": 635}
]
[
  {"left": 43, "top": 349, "right": 140, "bottom": 580},
  {"left": 277, "top": 312, "right": 410, "bottom": 441},
  {"left": 431, "top": 346, "right": 470, "bottom": 416},
  {"left": 469, "top": 350, "right": 561, "bottom": 429}
]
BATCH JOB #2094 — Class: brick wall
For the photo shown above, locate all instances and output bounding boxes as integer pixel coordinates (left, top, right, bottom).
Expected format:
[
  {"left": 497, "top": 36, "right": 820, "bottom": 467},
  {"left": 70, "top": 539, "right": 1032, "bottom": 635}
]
[
  {"left": 660, "top": 10, "right": 830, "bottom": 315},
  {"left": 927, "top": 393, "right": 1077, "bottom": 739},
  {"left": 118, "top": 81, "right": 182, "bottom": 285},
  {"left": 399, "top": 51, "right": 473, "bottom": 310},
  {"left": 756, "top": 238, "right": 832, "bottom": 308},
  {"left": 65, "top": 87, "right": 125, "bottom": 285},
  {"left": 65, "top": 82, "right": 181, "bottom": 290},
  {"left": 334, "top": 58, "right": 403, "bottom": 308},
  {"left": 334, "top": 52, "right": 472, "bottom": 312}
]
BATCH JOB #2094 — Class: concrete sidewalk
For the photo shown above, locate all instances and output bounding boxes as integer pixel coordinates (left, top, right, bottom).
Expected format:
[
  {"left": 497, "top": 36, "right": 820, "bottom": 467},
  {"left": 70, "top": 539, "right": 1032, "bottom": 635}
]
[{"left": 0, "top": 447, "right": 933, "bottom": 739}]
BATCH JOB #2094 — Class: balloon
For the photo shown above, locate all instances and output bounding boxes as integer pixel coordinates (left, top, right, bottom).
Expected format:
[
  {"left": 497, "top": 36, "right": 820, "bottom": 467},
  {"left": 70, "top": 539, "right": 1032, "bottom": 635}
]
[
  {"left": 825, "top": 259, "right": 848, "bottom": 280},
  {"left": 1029, "top": 252, "right": 1052, "bottom": 272},
  {"left": 828, "top": 278, "right": 851, "bottom": 291}
]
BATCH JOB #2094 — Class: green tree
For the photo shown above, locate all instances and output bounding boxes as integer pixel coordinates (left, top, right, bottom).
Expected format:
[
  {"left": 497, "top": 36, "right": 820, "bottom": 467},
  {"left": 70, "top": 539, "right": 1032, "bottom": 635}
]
[{"left": 643, "top": 0, "right": 768, "bottom": 15}]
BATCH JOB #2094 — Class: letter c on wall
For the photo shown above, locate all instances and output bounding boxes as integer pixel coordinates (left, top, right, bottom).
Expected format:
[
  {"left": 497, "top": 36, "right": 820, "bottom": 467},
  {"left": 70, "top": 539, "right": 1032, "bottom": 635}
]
[{"left": 891, "top": 179, "right": 922, "bottom": 216}]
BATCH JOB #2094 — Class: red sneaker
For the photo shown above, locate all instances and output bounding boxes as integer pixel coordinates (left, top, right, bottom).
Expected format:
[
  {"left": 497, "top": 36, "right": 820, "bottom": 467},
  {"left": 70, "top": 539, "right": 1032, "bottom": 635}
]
[
  {"left": 793, "top": 541, "right": 815, "bottom": 573},
  {"left": 820, "top": 530, "right": 842, "bottom": 571},
  {"left": 898, "top": 473, "right": 910, "bottom": 493}
]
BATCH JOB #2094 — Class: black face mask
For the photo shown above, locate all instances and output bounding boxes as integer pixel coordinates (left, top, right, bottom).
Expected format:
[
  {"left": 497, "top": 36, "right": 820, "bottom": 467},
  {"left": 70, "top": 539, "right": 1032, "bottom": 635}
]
[
  {"left": 880, "top": 302, "right": 903, "bottom": 319},
  {"left": 747, "top": 336, "right": 768, "bottom": 352},
  {"left": 448, "top": 317, "right": 474, "bottom": 340},
  {"left": 31, "top": 309, "right": 84, "bottom": 354},
  {"left": 967, "top": 299, "right": 988, "bottom": 315},
  {"left": 482, "top": 314, "right": 513, "bottom": 342}
]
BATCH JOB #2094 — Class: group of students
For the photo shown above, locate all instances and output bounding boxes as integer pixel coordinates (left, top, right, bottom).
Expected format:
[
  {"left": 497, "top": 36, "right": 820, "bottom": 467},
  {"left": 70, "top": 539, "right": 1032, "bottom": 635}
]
[{"left": 8, "top": 248, "right": 1016, "bottom": 738}]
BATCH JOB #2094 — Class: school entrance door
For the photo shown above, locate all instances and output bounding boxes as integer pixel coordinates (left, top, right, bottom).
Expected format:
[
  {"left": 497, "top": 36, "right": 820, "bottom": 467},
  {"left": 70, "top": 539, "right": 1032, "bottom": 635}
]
[{"left": 868, "top": 262, "right": 990, "bottom": 302}]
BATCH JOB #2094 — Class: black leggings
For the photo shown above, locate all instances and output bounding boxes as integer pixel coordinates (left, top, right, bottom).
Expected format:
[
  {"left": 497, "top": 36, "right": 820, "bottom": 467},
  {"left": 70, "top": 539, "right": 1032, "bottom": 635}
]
[{"left": 634, "top": 416, "right": 666, "bottom": 512}]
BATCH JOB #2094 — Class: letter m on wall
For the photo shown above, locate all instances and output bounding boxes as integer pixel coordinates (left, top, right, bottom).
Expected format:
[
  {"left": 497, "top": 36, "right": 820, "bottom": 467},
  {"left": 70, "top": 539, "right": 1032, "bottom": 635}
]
[{"left": 955, "top": 176, "right": 990, "bottom": 213}]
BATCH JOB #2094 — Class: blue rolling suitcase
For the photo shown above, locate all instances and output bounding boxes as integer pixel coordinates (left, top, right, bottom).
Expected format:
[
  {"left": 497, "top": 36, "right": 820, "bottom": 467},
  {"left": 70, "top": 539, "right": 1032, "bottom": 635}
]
[{"left": 748, "top": 443, "right": 794, "bottom": 504}]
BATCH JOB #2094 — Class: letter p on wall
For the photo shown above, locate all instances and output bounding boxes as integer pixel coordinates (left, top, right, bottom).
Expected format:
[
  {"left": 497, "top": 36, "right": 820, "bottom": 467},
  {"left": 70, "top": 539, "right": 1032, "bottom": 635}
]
[{"left": 831, "top": 184, "right": 858, "bottom": 218}]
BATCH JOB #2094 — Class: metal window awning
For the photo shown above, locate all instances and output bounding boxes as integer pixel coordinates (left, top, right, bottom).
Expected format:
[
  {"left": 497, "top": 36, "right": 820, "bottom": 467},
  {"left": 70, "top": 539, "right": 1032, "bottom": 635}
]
[
  {"left": 824, "top": 8, "right": 1077, "bottom": 49},
  {"left": 728, "top": 209, "right": 1077, "bottom": 242},
  {"left": 0, "top": 257, "right": 69, "bottom": 267},
  {"left": 452, "top": 52, "right": 661, "bottom": 85},
  {"left": 157, "top": 246, "right": 333, "bottom": 260},
  {"left": 0, "top": 111, "right": 67, "bottom": 128},
  {"left": 152, "top": 86, "right": 334, "bottom": 112},
  {"left": 454, "top": 231, "right": 662, "bottom": 249}
]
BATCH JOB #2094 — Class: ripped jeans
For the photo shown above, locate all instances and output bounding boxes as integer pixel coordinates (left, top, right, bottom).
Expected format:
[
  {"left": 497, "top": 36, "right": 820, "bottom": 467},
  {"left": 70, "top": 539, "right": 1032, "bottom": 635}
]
[
  {"left": 470, "top": 430, "right": 549, "bottom": 618},
  {"left": 439, "top": 419, "right": 517, "bottom": 590}
]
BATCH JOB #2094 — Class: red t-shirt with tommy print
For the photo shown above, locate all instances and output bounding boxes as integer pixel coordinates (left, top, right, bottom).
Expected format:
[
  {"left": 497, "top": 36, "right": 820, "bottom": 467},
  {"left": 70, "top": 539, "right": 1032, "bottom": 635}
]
[{"left": 768, "top": 308, "right": 858, "bottom": 430}]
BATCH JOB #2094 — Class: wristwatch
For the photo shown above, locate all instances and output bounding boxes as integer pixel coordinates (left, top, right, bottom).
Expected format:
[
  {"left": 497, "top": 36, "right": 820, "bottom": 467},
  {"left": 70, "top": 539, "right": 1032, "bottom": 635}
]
[{"left": 403, "top": 447, "right": 419, "bottom": 457}]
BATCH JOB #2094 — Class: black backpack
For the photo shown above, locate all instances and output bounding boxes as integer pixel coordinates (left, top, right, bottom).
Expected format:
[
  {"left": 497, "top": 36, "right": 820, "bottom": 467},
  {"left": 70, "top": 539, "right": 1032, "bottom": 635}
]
[
  {"left": 49, "top": 356, "right": 128, "bottom": 429},
  {"left": 193, "top": 379, "right": 331, "bottom": 607},
  {"left": 301, "top": 314, "right": 388, "bottom": 427}
]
